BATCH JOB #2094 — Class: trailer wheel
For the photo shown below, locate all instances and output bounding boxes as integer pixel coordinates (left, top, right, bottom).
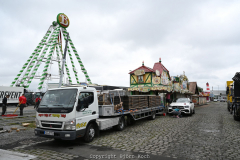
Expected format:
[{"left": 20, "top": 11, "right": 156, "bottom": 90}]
[
  {"left": 148, "top": 111, "right": 156, "bottom": 120},
  {"left": 114, "top": 117, "right": 125, "bottom": 131},
  {"left": 84, "top": 123, "right": 95, "bottom": 143}
]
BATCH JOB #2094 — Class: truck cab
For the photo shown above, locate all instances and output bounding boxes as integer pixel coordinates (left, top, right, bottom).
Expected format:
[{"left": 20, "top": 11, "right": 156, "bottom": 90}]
[{"left": 35, "top": 87, "right": 99, "bottom": 142}]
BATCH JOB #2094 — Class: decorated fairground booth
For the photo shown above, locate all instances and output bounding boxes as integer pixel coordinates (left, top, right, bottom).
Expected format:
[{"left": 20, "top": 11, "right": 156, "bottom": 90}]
[
  {"left": 199, "top": 92, "right": 209, "bottom": 104},
  {"left": 189, "top": 82, "right": 200, "bottom": 105},
  {"left": 171, "top": 72, "right": 192, "bottom": 101},
  {"left": 128, "top": 59, "right": 172, "bottom": 96}
]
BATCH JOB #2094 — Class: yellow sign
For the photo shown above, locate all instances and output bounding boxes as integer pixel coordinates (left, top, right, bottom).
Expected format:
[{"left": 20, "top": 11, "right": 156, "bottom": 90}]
[
  {"left": 134, "top": 70, "right": 145, "bottom": 76},
  {"left": 128, "top": 87, "right": 139, "bottom": 91},
  {"left": 152, "top": 77, "right": 161, "bottom": 84},
  {"left": 76, "top": 122, "right": 87, "bottom": 129},
  {"left": 57, "top": 13, "right": 70, "bottom": 28},
  {"left": 139, "top": 86, "right": 150, "bottom": 92},
  {"left": 52, "top": 114, "right": 60, "bottom": 118}
]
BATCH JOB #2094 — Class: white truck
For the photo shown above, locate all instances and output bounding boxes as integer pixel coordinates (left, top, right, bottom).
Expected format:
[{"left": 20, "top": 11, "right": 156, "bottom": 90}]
[
  {"left": 34, "top": 86, "right": 164, "bottom": 142},
  {"left": 0, "top": 86, "right": 24, "bottom": 105}
]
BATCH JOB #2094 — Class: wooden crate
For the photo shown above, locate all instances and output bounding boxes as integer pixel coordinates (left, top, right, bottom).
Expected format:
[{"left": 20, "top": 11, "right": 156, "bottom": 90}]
[{"left": 148, "top": 96, "right": 161, "bottom": 107}]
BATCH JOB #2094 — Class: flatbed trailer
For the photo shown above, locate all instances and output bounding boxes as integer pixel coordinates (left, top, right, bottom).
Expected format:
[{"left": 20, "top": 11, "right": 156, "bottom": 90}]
[{"left": 97, "top": 106, "right": 164, "bottom": 130}]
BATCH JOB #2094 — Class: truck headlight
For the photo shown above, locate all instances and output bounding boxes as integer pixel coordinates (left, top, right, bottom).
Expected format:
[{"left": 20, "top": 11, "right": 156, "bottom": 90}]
[
  {"left": 168, "top": 106, "right": 172, "bottom": 109},
  {"left": 35, "top": 118, "right": 40, "bottom": 128},
  {"left": 185, "top": 106, "right": 189, "bottom": 108},
  {"left": 64, "top": 119, "right": 76, "bottom": 130}
]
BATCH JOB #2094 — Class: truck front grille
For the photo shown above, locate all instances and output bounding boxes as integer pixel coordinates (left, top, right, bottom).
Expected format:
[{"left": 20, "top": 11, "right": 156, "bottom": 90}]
[{"left": 41, "top": 121, "right": 63, "bottom": 129}]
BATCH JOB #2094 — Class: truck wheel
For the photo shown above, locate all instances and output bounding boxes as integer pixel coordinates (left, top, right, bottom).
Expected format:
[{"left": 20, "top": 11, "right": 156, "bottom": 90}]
[
  {"left": 84, "top": 123, "right": 95, "bottom": 143},
  {"left": 193, "top": 108, "right": 195, "bottom": 114},
  {"left": 127, "top": 116, "right": 135, "bottom": 125},
  {"left": 233, "top": 114, "right": 240, "bottom": 121},
  {"left": 114, "top": 117, "right": 125, "bottom": 131},
  {"left": 233, "top": 109, "right": 240, "bottom": 121},
  {"left": 148, "top": 111, "right": 156, "bottom": 120}
]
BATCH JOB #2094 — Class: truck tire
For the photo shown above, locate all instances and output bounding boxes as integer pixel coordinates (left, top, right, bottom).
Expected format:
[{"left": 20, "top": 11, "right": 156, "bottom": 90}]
[
  {"left": 233, "top": 113, "right": 240, "bottom": 121},
  {"left": 127, "top": 116, "right": 135, "bottom": 125},
  {"left": 148, "top": 111, "right": 156, "bottom": 120},
  {"left": 84, "top": 123, "right": 95, "bottom": 143},
  {"left": 114, "top": 117, "right": 125, "bottom": 131},
  {"left": 233, "top": 108, "right": 240, "bottom": 121},
  {"left": 193, "top": 108, "right": 195, "bottom": 114}
]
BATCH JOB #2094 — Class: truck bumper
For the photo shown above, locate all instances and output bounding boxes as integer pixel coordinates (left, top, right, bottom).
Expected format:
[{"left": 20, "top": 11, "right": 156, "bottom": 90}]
[{"left": 34, "top": 128, "right": 83, "bottom": 140}]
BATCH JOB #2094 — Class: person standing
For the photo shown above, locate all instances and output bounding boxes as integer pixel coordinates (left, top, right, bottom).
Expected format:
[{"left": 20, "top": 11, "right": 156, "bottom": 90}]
[
  {"left": 2, "top": 95, "right": 10, "bottom": 116},
  {"left": 34, "top": 96, "right": 41, "bottom": 109},
  {"left": 166, "top": 93, "right": 171, "bottom": 106},
  {"left": 19, "top": 94, "right": 27, "bottom": 116}
]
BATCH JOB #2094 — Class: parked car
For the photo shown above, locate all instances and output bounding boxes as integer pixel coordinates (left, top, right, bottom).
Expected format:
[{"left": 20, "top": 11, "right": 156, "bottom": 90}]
[
  {"left": 214, "top": 99, "right": 218, "bottom": 102},
  {"left": 220, "top": 99, "right": 226, "bottom": 102},
  {"left": 168, "top": 98, "right": 195, "bottom": 115}
]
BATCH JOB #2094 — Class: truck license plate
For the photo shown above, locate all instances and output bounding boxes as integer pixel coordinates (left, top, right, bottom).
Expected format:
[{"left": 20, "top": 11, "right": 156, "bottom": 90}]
[{"left": 44, "top": 131, "right": 54, "bottom": 136}]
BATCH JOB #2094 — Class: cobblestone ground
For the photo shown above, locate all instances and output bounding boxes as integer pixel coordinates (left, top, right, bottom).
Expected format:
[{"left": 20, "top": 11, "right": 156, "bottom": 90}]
[
  {"left": 88, "top": 102, "right": 240, "bottom": 160},
  {"left": 1, "top": 102, "right": 240, "bottom": 160}
]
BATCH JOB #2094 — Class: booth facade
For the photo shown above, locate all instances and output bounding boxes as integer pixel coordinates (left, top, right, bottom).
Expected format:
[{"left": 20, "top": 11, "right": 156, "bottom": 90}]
[{"left": 128, "top": 59, "right": 172, "bottom": 95}]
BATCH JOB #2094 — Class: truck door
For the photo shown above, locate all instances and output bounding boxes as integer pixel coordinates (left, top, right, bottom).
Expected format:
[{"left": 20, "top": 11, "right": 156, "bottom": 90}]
[{"left": 75, "top": 92, "right": 98, "bottom": 132}]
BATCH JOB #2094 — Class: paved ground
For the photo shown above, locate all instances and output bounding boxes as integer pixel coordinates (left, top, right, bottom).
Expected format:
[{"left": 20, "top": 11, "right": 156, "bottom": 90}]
[{"left": 0, "top": 102, "right": 240, "bottom": 160}]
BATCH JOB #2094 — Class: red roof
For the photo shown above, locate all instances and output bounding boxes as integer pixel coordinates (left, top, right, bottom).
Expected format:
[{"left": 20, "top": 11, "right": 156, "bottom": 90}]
[
  {"left": 129, "top": 65, "right": 154, "bottom": 74},
  {"left": 153, "top": 62, "right": 170, "bottom": 77}
]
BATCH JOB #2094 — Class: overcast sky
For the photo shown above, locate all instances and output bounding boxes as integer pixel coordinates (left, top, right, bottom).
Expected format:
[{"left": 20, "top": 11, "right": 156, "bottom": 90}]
[{"left": 1, "top": 0, "right": 240, "bottom": 91}]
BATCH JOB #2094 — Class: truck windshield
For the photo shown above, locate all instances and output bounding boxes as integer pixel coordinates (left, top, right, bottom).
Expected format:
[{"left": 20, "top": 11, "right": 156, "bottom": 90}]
[{"left": 39, "top": 89, "right": 77, "bottom": 109}]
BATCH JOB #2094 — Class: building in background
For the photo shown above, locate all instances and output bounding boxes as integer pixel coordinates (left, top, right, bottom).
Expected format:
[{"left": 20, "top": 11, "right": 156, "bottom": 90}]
[
  {"left": 128, "top": 58, "right": 172, "bottom": 95},
  {"left": 211, "top": 90, "right": 227, "bottom": 100},
  {"left": 189, "top": 82, "right": 200, "bottom": 105}
]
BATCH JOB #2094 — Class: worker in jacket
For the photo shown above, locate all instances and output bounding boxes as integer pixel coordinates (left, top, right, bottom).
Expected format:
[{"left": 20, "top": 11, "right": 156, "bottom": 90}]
[
  {"left": 19, "top": 94, "right": 27, "bottom": 116},
  {"left": 2, "top": 95, "right": 9, "bottom": 116},
  {"left": 34, "top": 96, "right": 41, "bottom": 109}
]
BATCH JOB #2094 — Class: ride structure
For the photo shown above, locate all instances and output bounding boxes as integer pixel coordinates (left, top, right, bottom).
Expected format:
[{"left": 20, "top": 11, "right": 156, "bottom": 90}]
[{"left": 10, "top": 13, "right": 92, "bottom": 90}]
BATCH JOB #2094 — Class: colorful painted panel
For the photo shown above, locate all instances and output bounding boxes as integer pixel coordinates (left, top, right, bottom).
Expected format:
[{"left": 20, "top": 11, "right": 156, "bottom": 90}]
[
  {"left": 182, "top": 81, "right": 187, "bottom": 89},
  {"left": 134, "top": 70, "right": 145, "bottom": 76},
  {"left": 174, "top": 83, "right": 181, "bottom": 91},
  {"left": 152, "top": 77, "right": 161, "bottom": 84},
  {"left": 130, "top": 75, "right": 137, "bottom": 84},
  {"left": 192, "top": 97, "right": 199, "bottom": 104},
  {"left": 161, "top": 70, "right": 169, "bottom": 85},
  {"left": 139, "top": 86, "right": 150, "bottom": 92},
  {"left": 144, "top": 73, "right": 151, "bottom": 83}
]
